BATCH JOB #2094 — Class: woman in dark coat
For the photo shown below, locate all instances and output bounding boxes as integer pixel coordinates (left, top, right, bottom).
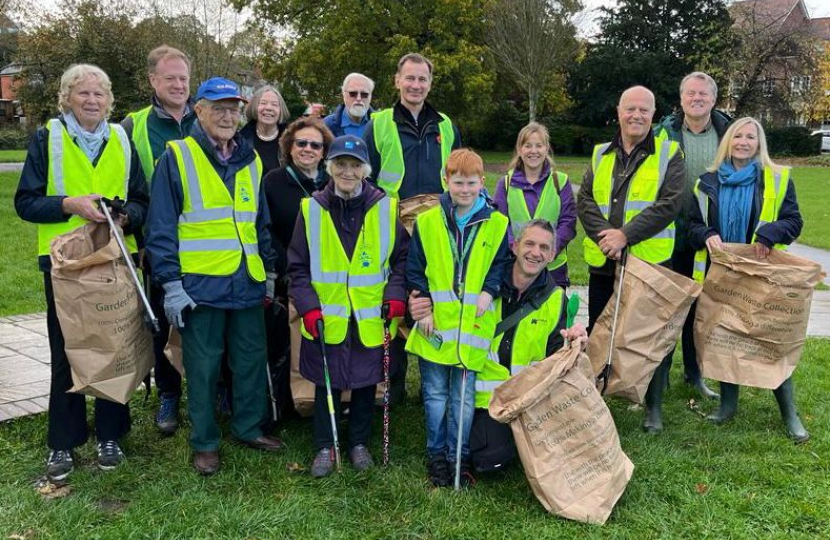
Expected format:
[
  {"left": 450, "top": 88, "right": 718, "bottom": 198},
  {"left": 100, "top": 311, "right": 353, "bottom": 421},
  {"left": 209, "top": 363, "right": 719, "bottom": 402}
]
[
  {"left": 287, "top": 135, "right": 409, "bottom": 477},
  {"left": 240, "top": 85, "right": 290, "bottom": 174},
  {"left": 687, "top": 116, "right": 808, "bottom": 442}
]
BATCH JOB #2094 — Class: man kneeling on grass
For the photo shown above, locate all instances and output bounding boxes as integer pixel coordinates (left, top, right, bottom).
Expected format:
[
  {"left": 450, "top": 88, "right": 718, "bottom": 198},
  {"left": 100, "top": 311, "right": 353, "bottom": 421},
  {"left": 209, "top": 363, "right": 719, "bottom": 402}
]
[{"left": 410, "top": 219, "right": 587, "bottom": 473}]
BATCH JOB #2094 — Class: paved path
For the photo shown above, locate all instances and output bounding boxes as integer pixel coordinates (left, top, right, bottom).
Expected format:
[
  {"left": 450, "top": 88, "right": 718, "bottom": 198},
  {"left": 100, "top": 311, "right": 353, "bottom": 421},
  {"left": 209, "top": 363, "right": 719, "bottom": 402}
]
[
  {"left": 0, "top": 162, "right": 23, "bottom": 172},
  {"left": 2, "top": 286, "right": 829, "bottom": 423},
  {"left": 789, "top": 243, "right": 830, "bottom": 285}
]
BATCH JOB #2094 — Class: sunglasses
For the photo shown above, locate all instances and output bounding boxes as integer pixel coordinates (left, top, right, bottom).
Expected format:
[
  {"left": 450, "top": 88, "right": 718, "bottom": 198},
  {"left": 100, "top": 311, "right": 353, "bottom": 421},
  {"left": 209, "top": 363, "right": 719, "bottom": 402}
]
[
  {"left": 347, "top": 91, "right": 371, "bottom": 99},
  {"left": 294, "top": 139, "right": 324, "bottom": 151}
]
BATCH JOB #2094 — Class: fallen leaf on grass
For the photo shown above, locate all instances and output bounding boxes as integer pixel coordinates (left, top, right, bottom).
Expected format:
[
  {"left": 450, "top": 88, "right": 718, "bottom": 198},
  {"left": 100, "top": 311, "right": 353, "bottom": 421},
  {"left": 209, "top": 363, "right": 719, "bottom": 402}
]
[
  {"left": 286, "top": 462, "right": 305, "bottom": 473},
  {"left": 36, "top": 482, "right": 71, "bottom": 500},
  {"left": 687, "top": 399, "right": 708, "bottom": 418},
  {"left": 8, "top": 530, "right": 36, "bottom": 540},
  {"left": 695, "top": 483, "right": 708, "bottom": 495}
]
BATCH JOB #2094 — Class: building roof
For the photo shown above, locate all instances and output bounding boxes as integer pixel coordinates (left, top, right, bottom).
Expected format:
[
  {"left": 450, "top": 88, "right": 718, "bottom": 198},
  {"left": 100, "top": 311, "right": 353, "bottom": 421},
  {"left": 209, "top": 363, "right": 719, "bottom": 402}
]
[
  {"left": 730, "top": 0, "right": 808, "bottom": 31},
  {"left": 0, "top": 64, "right": 21, "bottom": 76},
  {"left": 810, "top": 17, "right": 830, "bottom": 41}
]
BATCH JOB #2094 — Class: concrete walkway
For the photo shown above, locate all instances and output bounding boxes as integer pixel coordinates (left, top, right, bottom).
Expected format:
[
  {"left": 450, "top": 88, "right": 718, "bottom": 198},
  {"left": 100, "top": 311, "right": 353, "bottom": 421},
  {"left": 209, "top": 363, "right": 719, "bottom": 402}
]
[
  {"left": 2, "top": 284, "right": 829, "bottom": 423},
  {"left": 0, "top": 162, "right": 23, "bottom": 172}
]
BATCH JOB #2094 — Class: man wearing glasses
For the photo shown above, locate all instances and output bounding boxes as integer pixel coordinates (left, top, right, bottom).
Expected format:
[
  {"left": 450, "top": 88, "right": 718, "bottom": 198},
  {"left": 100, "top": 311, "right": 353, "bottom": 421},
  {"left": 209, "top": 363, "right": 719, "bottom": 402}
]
[
  {"left": 146, "top": 77, "right": 285, "bottom": 475},
  {"left": 324, "top": 73, "right": 375, "bottom": 139},
  {"left": 365, "top": 52, "right": 462, "bottom": 200}
]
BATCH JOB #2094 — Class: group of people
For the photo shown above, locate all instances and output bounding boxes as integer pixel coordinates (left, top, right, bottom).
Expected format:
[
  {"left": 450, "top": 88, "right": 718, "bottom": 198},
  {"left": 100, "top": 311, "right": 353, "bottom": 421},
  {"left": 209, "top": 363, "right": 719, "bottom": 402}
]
[{"left": 14, "top": 44, "right": 809, "bottom": 488}]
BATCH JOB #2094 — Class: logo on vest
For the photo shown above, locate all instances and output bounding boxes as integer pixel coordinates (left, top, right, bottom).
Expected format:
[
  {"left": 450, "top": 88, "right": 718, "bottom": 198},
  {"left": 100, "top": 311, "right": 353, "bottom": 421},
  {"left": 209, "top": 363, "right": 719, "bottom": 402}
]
[
  {"left": 531, "top": 318, "right": 548, "bottom": 325},
  {"left": 359, "top": 250, "right": 372, "bottom": 268},
  {"left": 240, "top": 186, "right": 251, "bottom": 203}
]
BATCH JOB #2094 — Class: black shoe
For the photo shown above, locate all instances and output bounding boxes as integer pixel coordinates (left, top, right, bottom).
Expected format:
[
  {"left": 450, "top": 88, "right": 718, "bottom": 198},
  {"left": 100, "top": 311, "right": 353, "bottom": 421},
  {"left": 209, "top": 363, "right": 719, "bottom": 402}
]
[
  {"left": 46, "top": 449, "right": 74, "bottom": 481},
  {"left": 97, "top": 440, "right": 125, "bottom": 471},
  {"left": 448, "top": 460, "right": 477, "bottom": 489},
  {"left": 427, "top": 455, "right": 451, "bottom": 488},
  {"left": 155, "top": 393, "right": 180, "bottom": 435}
]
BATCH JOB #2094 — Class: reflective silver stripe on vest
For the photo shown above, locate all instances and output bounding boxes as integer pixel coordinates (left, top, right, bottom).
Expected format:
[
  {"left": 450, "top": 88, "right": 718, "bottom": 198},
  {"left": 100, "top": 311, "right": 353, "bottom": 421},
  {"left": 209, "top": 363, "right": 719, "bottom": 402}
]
[
  {"left": 773, "top": 170, "right": 782, "bottom": 194},
  {"left": 657, "top": 140, "right": 671, "bottom": 188},
  {"left": 458, "top": 331, "right": 491, "bottom": 351},
  {"left": 110, "top": 124, "right": 131, "bottom": 198},
  {"left": 248, "top": 159, "right": 261, "bottom": 195},
  {"left": 49, "top": 119, "right": 66, "bottom": 195},
  {"left": 307, "top": 199, "right": 347, "bottom": 283},
  {"left": 322, "top": 303, "right": 349, "bottom": 319},
  {"left": 593, "top": 142, "right": 612, "bottom": 172},
  {"left": 651, "top": 228, "right": 676, "bottom": 240},
  {"left": 178, "top": 207, "right": 234, "bottom": 223},
  {"left": 353, "top": 306, "right": 382, "bottom": 322},
  {"left": 696, "top": 189, "right": 708, "bottom": 225},
  {"left": 179, "top": 238, "right": 241, "bottom": 251},
  {"left": 431, "top": 290, "right": 459, "bottom": 303},
  {"left": 171, "top": 140, "right": 206, "bottom": 214},
  {"left": 462, "top": 293, "right": 496, "bottom": 311},
  {"left": 476, "top": 380, "right": 502, "bottom": 393},
  {"left": 243, "top": 243, "right": 259, "bottom": 255},
  {"left": 694, "top": 260, "right": 706, "bottom": 273},
  {"left": 625, "top": 200, "right": 654, "bottom": 212},
  {"left": 377, "top": 197, "right": 392, "bottom": 271},
  {"left": 349, "top": 274, "right": 388, "bottom": 287},
  {"left": 235, "top": 211, "right": 258, "bottom": 223},
  {"left": 378, "top": 171, "right": 402, "bottom": 185},
  {"left": 598, "top": 204, "right": 610, "bottom": 217}
]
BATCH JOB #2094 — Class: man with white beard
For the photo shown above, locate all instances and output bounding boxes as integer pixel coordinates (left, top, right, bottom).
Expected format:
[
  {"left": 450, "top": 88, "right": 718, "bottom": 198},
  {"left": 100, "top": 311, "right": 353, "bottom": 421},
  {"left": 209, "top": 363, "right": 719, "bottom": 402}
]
[{"left": 323, "top": 72, "right": 375, "bottom": 139}]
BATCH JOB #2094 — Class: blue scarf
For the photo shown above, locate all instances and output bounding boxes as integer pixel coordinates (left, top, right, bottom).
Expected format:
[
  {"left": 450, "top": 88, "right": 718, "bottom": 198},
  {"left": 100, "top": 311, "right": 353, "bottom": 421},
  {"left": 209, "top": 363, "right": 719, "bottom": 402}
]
[
  {"left": 454, "top": 193, "right": 487, "bottom": 230},
  {"left": 63, "top": 112, "right": 109, "bottom": 162},
  {"left": 718, "top": 159, "right": 760, "bottom": 243}
]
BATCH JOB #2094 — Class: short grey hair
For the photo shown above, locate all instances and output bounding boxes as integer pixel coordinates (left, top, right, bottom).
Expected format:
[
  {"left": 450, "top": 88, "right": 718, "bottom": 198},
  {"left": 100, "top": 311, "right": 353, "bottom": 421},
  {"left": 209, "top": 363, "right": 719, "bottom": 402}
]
[
  {"left": 680, "top": 72, "right": 718, "bottom": 100},
  {"left": 342, "top": 73, "right": 375, "bottom": 93},
  {"left": 58, "top": 64, "right": 114, "bottom": 118},
  {"left": 515, "top": 218, "right": 557, "bottom": 248},
  {"left": 326, "top": 156, "right": 372, "bottom": 179},
  {"left": 244, "top": 84, "right": 291, "bottom": 124}
]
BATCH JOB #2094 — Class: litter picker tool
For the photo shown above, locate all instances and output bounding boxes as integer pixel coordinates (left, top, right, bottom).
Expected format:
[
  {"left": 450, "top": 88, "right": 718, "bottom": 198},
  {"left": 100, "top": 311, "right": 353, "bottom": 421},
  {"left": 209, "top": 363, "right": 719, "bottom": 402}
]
[
  {"left": 317, "top": 319, "right": 342, "bottom": 471},
  {"left": 381, "top": 304, "right": 392, "bottom": 466},
  {"left": 99, "top": 197, "right": 160, "bottom": 335},
  {"left": 454, "top": 367, "right": 469, "bottom": 491},
  {"left": 596, "top": 249, "right": 627, "bottom": 395}
]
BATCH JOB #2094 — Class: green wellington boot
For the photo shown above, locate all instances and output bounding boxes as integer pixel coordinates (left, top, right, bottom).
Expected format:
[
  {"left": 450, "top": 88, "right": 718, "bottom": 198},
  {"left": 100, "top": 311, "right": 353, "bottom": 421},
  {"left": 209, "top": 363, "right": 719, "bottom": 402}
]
[
  {"left": 642, "top": 357, "right": 670, "bottom": 433},
  {"left": 706, "top": 382, "right": 739, "bottom": 424},
  {"left": 773, "top": 378, "right": 810, "bottom": 443}
]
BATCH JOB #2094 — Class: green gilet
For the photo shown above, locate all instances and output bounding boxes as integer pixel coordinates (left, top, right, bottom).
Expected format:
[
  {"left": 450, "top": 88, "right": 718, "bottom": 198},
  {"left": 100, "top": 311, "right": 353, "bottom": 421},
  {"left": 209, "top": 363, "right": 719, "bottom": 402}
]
[
  {"left": 168, "top": 137, "right": 265, "bottom": 282},
  {"left": 299, "top": 196, "right": 400, "bottom": 346},
  {"left": 38, "top": 119, "right": 137, "bottom": 256},
  {"left": 371, "top": 108, "right": 455, "bottom": 198},
  {"left": 404, "top": 206, "right": 508, "bottom": 372}
]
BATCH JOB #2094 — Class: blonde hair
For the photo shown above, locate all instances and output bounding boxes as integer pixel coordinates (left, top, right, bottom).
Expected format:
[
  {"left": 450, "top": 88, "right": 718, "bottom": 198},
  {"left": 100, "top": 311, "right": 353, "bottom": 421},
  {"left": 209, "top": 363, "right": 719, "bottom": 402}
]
[
  {"left": 708, "top": 117, "right": 780, "bottom": 173},
  {"left": 245, "top": 84, "right": 291, "bottom": 124},
  {"left": 147, "top": 45, "right": 191, "bottom": 74},
  {"left": 508, "top": 122, "right": 556, "bottom": 173},
  {"left": 57, "top": 64, "right": 114, "bottom": 118},
  {"left": 680, "top": 71, "right": 717, "bottom": 100}
]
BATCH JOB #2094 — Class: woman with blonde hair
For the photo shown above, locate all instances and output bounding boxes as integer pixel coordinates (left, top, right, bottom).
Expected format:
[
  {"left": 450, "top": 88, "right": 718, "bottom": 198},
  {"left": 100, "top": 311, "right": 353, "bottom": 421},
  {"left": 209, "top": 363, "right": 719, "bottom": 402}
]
[
  {"left": 494, "top": 122, "right": 577, "bottom": 288},
  {"left": 15, "top": 64, "right": 149, "bottom": 479},
  {"left": 687, "top": 116, "right": 807, "bottom": 442}
]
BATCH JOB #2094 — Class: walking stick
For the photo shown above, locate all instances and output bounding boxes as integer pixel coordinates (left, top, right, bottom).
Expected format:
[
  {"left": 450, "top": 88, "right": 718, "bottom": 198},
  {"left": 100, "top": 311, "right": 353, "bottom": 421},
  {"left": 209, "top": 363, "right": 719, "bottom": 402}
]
[
  {"left": 317, "top": 319, "right": 342, "bottom": 471},
  {"left": 454, "top": 367, "right": 468, "bottom": 491},
  {"left": 596, "top": 249, "right": 628, "bottom": 395},
  {"left": 99, "top": 198, "right": 160, "bottom": 335},
  {"left": 381, "top": 304, "right": 392, "bottom": 466}
]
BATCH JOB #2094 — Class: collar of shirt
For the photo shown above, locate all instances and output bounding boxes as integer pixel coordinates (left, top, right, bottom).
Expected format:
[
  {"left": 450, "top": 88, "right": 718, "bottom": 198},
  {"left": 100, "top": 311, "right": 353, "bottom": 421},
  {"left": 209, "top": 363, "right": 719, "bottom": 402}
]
[
  {"left": 682, "top": 118, "right": 713, "bottom": 135},
  {"left": 203, "top": 131, "right": 237, "bottom": 163},
  {"left": 608, "top": 128, "right": 656, "bottom": 160},
  {"left": 511, "top": 160, "right": 552, "bottom": 191},
  {"left": 151, "top": 94, "right": 194, "bottom": 121},
  {"left": 340, "top": 107, "right": 368, "bottom": 128}
]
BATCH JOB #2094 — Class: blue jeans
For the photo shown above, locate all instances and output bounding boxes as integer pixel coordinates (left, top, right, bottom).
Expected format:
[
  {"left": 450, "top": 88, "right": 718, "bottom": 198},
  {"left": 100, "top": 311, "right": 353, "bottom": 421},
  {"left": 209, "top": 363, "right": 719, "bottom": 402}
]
[{"left": 419, "top": 358, "right": 476, "bottom": 462}]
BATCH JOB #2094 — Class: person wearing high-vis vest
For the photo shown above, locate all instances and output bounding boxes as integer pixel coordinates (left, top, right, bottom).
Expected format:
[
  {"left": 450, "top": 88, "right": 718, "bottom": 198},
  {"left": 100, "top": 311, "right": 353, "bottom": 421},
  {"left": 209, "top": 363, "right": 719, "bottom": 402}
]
[
  {"left": 653, "top": 72, "right": 732, "bottom": 401},
  {"left": 145, "top": 77, "right": 284, "bottom": 476},
  {"left": 406, "top": 149, "right": 511, "bottom": 489},
  {"left": 493, "top": 122, "right": 577, "bottom": 288},
  {"left": 15, "top": 64, "right": 149, "bottom": 481},
  {"left": 287, "top": 135, "right": 409, "bottom": 478},
  {"left": 577, "top": 86, "right": 686, "bottom": 434},
  {"left": 410, "top": 220, "right": 588, "bottom": 472},
  {"left": 122, "top": 45, "right": 197, "bottom": 436},
  {"left": 364, "top": 53, "right": 462, "bottom": 200},
  {"left": 686, "top": 117, "right": 808, "bottom": 443}
]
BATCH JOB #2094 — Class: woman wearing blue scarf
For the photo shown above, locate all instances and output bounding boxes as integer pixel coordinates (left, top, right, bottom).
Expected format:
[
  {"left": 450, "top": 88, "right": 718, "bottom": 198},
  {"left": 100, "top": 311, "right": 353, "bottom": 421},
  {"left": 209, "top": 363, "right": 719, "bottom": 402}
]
[{"left": 687, "top": 117, "right": 807, "bottom": 442}]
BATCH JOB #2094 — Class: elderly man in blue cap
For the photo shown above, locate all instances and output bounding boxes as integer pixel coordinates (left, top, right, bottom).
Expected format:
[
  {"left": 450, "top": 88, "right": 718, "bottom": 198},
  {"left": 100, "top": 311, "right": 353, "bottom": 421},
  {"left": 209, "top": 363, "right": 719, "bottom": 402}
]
[{"left": 146, "top": 77, "right": 284, "bottom": 475}]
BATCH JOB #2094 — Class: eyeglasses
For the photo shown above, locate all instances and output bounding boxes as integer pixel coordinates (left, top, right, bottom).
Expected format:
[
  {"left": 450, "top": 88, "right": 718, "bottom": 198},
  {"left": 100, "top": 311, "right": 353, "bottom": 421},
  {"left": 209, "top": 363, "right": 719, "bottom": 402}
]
[
  {"left": 346, "top": 91, "right": 371, "bottom": 99},
  {"left": 210, "top": 104, "right": 241, "bottom": 117},
  {"left": 294, "top": 139, "right": 324, "bottom": 151}
]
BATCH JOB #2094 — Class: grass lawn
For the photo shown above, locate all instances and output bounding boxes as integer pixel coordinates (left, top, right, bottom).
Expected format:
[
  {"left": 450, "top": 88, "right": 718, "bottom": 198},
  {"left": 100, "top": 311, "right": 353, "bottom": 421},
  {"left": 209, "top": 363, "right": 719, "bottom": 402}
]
[
  {"left": 791, "top": 168, "right": 830, "bottom": 251},
  {"left": 1, "top": 340, "right": 829, "bottom": 539},
  {"left": 0, "top": 172, "right": 44, "bottom": 316},
  {"left": 0, "top": 149, "right": 26, "bottom": 163}
]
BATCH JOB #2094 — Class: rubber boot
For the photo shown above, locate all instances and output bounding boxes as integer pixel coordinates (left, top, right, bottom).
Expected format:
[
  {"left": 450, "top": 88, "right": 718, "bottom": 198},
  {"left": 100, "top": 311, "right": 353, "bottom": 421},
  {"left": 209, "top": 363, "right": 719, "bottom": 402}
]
[
  {"left": 642, "top": 357, "right": 670, "bottom": 433},
  {"left": 706, "top": 382, "right": 739, "bottom": 423},
  {"left": 688, "top": 376, "right": 720, "bottom": 401},
  {"left": 773, "top": 377, "right": 809, "bottom": 443}
]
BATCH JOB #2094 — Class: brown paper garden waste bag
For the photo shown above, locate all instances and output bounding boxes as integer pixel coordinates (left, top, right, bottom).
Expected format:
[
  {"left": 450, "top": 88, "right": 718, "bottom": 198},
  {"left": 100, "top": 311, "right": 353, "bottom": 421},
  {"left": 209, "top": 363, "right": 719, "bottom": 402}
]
[
  {"left": 50, "top": 222, "right": 154, "bottom": 404},
  {"left": 586, "top": 255, "right": 702, "bottom": 404},
  {"left": 694, "top": 243, "right": 823, "bottom": 389},
  {"left": 489, "top": 340, "right": 634, "bottom": 525},
  {"left": 399, "top": 193, "right": 440, "bottom": 235}
]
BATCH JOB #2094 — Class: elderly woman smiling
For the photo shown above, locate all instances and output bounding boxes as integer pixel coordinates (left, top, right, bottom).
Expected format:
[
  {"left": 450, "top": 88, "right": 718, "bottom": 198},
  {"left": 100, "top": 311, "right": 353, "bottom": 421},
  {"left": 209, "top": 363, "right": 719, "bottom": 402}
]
[
  {"left": 287, "top": 135, "right": 409, "bottom": 478},
  {"left": 14, "top": 64, "right": 148, "bottom": 480}
]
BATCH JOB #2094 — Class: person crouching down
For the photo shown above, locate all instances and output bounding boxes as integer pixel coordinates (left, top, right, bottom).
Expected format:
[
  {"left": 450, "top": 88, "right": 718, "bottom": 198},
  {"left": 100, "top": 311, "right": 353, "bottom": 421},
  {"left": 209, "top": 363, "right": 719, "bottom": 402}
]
[
  {"left": 287, "top": 135, "right": 409, "bottom": 477},
  {"left": 406, "top": 148, "right": 511, "bottom": 488}
]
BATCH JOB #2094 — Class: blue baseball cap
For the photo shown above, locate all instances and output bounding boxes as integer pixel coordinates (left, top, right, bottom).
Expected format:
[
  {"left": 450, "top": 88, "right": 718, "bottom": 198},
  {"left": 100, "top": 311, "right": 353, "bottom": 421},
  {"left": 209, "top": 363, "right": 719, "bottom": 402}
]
[
  {"left": 195, "top": 77, "right": 247, "bottom": 102},
  {"left": 327, "top": 135, "right": 369, "bottom": 164}
]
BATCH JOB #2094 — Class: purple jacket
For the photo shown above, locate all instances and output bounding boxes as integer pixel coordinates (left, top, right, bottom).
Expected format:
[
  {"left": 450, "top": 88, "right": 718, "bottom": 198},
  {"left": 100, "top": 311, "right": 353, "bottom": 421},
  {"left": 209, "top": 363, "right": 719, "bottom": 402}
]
[
  {"left": 287, "top": 180, "right": 410, "bottom": 389},
  {"left": 493, "top": 160, "right": 577, "bottom": 287}
]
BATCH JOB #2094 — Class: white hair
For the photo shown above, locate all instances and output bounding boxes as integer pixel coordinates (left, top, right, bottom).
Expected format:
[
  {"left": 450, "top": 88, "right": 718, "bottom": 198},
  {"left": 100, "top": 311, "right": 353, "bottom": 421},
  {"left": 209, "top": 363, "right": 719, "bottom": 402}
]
[
  {"left": 58, "top": 64, "right": 114, "bottom": 118},
  {"left": 326, "top": 156, "right": 372, "bottom": 179},
  {"left": 341, "top": 73, "right": 375, "bottom": 93}
]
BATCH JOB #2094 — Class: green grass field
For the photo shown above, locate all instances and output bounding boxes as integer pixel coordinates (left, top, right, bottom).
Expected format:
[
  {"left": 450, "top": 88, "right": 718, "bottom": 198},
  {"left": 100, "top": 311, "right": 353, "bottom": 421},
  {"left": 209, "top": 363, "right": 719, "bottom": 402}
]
[
  {"left": 0, "top": 149, "right": 26, "bottom": 163},
  {"left": 791, "top": 168, "right": 830, "bottom": 251}
]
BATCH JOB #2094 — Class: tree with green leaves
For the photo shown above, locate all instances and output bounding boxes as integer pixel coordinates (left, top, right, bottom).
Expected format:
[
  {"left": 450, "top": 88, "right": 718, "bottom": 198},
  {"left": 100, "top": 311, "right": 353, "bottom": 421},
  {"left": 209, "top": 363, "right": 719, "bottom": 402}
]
[{"left": 567, "top": 0, "right": 734, "bottom": 126}]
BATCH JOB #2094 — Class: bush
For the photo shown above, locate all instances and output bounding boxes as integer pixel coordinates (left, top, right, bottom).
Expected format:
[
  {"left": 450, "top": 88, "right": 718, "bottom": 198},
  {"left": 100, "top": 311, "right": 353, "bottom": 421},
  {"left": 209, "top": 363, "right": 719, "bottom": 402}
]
[
  {"left": 766, "top": 126, "right": 822, "bottom": 157},
  {"left": 0, "top": 128, "right": 31, "bottom": 150},
  {"left": 546, "top": 123, "right": 617, "bottom": 156}
]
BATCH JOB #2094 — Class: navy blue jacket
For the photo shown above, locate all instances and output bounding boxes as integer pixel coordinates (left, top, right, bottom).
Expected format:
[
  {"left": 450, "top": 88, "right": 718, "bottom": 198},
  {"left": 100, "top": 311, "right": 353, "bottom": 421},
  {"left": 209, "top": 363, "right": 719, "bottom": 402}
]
[
  {"left": 15, "top": 119, "right": 149, "bottom": 272},
  {"left": 686, "top": 169, "right": 802, "bottom": 250},
  {"left": 406, "top": 192, "right": 509, "bottom": 301},
  {"left": 323, "top": 103, "right": 374, "bottom": 139},
  {"left": 144, "top": 121, "right": 276, "bottom": 309},
  {"left": 364, "top": 101, "right": 462, "bottom": 199}
]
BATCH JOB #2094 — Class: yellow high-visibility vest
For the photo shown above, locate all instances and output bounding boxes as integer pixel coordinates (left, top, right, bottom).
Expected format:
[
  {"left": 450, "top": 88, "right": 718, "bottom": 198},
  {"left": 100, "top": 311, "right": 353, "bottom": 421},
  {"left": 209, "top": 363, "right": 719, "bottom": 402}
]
[{"left": 128, "top": 105, "right": 154, "bottom": 183}]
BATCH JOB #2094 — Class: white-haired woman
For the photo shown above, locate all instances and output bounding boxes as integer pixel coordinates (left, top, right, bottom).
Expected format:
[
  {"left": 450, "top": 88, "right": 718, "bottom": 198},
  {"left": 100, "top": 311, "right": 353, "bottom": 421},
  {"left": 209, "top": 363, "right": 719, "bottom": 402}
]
[
  {"left": 287, "top": 135, "right": 409, "bottom": 477},
  {"left": 14, "top": 64, "right": 149, "bottom": 479},
  {"left": 687, "top": 116, "right": 808, "bottom": 442},
  {"left": 241, "top": 84, "right": 291, "bottom": 174}
]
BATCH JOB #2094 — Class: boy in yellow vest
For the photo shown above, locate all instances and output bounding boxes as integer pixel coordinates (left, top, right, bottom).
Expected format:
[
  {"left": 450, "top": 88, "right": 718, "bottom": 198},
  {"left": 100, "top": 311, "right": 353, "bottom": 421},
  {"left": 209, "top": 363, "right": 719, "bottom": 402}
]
[{"left": 405, "top": 149, "right": 510, "bottom": 488}]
